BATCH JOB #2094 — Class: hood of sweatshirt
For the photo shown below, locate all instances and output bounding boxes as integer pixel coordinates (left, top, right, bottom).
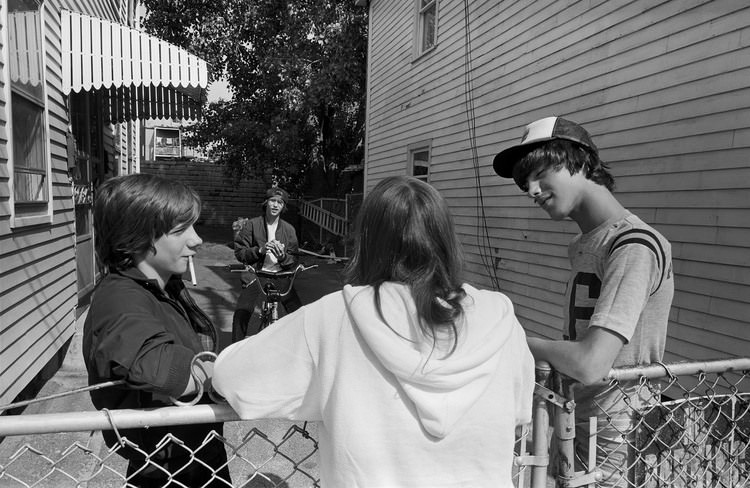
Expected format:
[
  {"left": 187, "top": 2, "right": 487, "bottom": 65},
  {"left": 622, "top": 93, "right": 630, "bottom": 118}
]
[{"left": 342, "top": 282, "right": 520, "bottom": 439}]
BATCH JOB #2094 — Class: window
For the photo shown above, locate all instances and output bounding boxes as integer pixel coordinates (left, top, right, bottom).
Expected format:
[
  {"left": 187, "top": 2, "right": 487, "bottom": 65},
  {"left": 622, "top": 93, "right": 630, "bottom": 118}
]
[
  {"left": 7, "top": 0, "right": 51, "bottom": 225},
  {"left": 408, "top": 142, "right": 431, "bottom": 183},
  {"left": 415, "top": 0, "right": 437, "bottom": 56},
  {"left": 155, "top": 128, "right": 182, "bottom": 158}
]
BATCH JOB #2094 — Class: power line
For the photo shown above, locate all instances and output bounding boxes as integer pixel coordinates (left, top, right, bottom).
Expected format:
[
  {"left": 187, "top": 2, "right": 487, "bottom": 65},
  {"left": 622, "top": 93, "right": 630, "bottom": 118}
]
[{"left": 462, "top": 0, "right": 500, "bottom": 290}]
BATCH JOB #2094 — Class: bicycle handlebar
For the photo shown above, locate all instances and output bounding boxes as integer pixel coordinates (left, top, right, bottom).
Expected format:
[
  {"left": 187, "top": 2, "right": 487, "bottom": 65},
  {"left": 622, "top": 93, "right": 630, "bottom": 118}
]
[
  {"left": 227, "top": 263, "right": 318, "bottom": 298},
  {"left": 227, "top": 263, "right": 318, "bottom": 278}
]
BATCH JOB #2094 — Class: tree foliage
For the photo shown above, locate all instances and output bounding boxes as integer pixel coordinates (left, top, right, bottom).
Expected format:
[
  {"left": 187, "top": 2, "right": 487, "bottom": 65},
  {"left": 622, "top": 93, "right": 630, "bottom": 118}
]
[{"left": 141, "top": 0, "right": 368, "bottom": 196}]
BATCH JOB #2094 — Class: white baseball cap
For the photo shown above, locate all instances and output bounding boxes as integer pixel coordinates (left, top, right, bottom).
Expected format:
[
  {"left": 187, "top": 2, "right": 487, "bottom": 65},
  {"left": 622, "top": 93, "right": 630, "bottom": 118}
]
[{"left": 493, "top": 117, "right": 598, "bottom": 178}]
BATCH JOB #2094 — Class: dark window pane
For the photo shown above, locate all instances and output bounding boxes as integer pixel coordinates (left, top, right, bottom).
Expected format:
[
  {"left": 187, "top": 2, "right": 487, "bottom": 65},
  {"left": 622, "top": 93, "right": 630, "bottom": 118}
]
[{"left": 12, "top": 93, "right": 47, "bottom": 203}]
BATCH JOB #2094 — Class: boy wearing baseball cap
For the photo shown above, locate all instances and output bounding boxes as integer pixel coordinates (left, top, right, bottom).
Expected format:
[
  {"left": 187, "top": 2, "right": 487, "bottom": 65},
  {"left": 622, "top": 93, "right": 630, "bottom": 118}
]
[
  {"left": 232, "top": 186, "right": 302, "bottom": 342},
  {"left": 494, "top": 117, "right": 674, "bottom": 486}
]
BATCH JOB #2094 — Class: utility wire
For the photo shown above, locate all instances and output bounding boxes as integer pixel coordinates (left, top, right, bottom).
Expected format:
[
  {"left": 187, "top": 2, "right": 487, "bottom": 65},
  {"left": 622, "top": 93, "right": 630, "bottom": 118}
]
[
  {"left": 0, "top": 380, "right": 125, "bottom": 413},
  {"left": 463, "top": 0, "right": 500, "bottom": 290}
]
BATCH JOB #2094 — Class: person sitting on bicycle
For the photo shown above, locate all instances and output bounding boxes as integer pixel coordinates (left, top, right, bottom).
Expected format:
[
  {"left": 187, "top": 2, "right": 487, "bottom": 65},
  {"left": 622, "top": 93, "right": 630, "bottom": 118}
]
[
  {"left": 214, "top": 176, "right": 535, "bottom": 488},
  {"left": 232, "top": 186, "right": 302, "bottom": 342}
]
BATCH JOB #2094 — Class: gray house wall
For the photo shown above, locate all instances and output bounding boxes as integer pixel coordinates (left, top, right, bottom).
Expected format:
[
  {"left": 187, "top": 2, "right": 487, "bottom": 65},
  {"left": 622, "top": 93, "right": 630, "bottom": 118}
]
[
  {"left": 0, "top": 0, "right": 126, "bottom": 406},
  {"left": 362, "top": 0, "right": 750, "bottom": 362}
]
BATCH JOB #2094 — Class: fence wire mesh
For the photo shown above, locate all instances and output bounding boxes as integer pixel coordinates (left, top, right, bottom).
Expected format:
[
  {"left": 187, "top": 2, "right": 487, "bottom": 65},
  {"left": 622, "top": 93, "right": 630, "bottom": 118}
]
[
  {"left": 550, "top": 359, "right": 750, "bottom": 488},
  {"left": 0, "top": 416, "right": 533, "bottom": 487},
  {"left": 0, "top": 420, "right": 319, "bottom": 488},
  {"left": 1, "top": 358, "right": 747, "bottom": 487}
]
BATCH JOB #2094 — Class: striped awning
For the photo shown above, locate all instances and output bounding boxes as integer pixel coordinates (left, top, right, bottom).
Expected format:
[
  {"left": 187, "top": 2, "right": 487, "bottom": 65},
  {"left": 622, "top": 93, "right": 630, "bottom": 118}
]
[
  {"left": 8, "top": 11, "right": 44, "bottom": 92},
  {"left": 61, "top": 10, "right": 208, "bottom": 123}
]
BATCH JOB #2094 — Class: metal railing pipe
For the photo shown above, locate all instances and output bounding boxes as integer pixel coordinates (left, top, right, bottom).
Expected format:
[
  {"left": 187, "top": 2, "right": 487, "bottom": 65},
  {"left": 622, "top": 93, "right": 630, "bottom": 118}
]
[
  {"left": 553, "top": 374, "right": 577, "bottom": 487},
  {"left": 0, "top": 404, "right": 240, "bottom": 437},
  {"left": 604, "top": 357, "right": 750, "bottom": 383},
  {"left": 531, "top": 361, "right": 552, "bottom": 488}
]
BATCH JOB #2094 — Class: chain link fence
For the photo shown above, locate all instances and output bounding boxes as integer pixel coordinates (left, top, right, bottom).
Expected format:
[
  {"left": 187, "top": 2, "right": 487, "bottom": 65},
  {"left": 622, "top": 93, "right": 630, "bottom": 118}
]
[
  {"left": 542, "top": 357, "right": 750, "bottom": 488},
  {"left": 0, "top": 404, "right": 533, "bottom": 487},
  {"left": 0, "top": 405, "right": 319, "bottom": 488},
  {"left": 1, "top": 358, "right": 748, "bottom": 487}
]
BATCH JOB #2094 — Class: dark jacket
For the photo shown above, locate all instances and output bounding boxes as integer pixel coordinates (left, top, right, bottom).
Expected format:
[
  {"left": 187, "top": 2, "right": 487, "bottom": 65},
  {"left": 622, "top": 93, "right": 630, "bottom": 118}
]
[
  {"left": 234, "top": 215, "right": 299, "bottom": 269},
  {"left": 234, "top": 215, "right": 299, "bottom": 287},
  {"left": 83, "top": 268, "right": 225, "bottom": 476}
]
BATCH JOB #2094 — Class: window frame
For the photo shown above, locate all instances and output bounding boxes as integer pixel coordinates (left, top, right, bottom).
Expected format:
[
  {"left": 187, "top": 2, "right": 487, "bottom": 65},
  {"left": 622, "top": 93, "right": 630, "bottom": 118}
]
[
  {"left": 413, "top": 0, "right": 438, "bottom": 59},
  {"left": 407, "top": 140, "right": 431, "bottom": 183},
  {"left": 5, "top": 0, "right": 53, "bottom": 228},
  {"left": 154, "top": 127, "right": 182, "bottom": 159}
]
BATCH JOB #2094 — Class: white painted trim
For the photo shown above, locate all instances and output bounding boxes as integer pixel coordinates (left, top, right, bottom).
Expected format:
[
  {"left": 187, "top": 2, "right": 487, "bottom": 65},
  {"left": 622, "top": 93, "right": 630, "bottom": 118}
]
[
  {"left": 362, "top": 1, "right": 373, "bottom": 194},
  {"left": 7, "top": 0, "right": 54, "bottom": 229},
  {"left": 0, "top": 1, "right": 9, "bottom": 159},
  {"left": 412, "top": 0, "right": 438, "bottom": 61},
  {"left": 407, "top": 140, "right": 432, "bottom": 183}
]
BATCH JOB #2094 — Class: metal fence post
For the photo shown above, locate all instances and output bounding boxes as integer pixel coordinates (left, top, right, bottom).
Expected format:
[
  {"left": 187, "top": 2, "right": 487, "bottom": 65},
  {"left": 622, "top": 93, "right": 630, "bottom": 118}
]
[
  {"left": 531, "top": 361, "right": 552, "bottom": 488},
  {"left": 553, "top": 373, "right": 577, "bottom": 487}
]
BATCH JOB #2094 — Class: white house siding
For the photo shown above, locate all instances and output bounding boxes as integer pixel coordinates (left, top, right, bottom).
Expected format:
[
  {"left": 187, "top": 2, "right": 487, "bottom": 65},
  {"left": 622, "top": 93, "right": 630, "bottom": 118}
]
[
  {"left": 0, "top": 0, "right": 131, "bottom": 406},
  {"left": 363, "top": 0, "right": 750, "bottom": 363}
]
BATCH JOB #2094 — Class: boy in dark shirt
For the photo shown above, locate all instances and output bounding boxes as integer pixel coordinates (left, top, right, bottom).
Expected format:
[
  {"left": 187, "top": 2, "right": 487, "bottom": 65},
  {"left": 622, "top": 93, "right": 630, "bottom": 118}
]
[{"left": 83, "top": 173, "right": 231, "bottom": 487}]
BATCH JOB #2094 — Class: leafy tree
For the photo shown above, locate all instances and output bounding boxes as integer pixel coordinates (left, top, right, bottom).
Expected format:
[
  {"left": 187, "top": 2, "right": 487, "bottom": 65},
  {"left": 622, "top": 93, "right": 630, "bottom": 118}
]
[{"left": 141, "top": 0, "right": 367, "bottom": 196}]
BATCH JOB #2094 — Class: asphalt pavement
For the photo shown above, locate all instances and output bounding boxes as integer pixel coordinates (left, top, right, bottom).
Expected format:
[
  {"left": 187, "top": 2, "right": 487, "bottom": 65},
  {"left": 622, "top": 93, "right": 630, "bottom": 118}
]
[{"left": 0, "top": 225, "right": 347, "bottom": 487}]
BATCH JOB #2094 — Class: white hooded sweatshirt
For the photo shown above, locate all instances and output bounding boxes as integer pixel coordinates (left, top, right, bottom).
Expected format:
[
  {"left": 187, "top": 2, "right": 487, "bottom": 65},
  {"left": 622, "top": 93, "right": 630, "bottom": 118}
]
[{"left": 214, "top": 282, "right": 535, "bottom": 488}]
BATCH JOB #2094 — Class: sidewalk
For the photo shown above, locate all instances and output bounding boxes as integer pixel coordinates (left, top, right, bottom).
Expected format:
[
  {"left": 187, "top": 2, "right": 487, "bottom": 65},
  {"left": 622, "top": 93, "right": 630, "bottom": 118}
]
[{"left": 0, "top": 225, "right": 346, "bottom": 486}]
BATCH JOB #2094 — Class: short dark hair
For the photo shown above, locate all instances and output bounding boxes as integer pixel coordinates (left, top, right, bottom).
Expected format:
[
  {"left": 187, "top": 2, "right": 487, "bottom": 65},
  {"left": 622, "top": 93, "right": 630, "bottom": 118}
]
[
  {"left": 512, "top": 139, "right": 615, "bottom": 192},
  {"left": 345, "top": 176, "right": 466, "bottom": 354},
  {"left": 94, "top": 173, "right": 201, "bottom": 272}
]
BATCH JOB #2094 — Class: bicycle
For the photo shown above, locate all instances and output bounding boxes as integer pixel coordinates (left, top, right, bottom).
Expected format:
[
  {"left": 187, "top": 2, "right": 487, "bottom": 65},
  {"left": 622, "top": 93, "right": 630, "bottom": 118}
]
[{"left": 228, "top": 263, "right": 318, "bottom": 332}]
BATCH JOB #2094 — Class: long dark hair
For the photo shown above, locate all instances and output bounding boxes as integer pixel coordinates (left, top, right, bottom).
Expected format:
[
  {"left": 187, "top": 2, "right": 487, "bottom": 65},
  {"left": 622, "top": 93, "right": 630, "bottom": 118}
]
[
  {"left": 345, "top": 176, "right": 466, "bottom": 354},
  {"left": 94, "top": 173, "right": 201, "bottom": 273}
]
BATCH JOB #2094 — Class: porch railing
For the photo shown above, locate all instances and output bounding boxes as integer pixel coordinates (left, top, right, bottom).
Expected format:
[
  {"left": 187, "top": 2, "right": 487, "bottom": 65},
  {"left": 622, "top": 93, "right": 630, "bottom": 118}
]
[
  {"left": 298, "top": 198, "right": 348, "bottom": 238},
  {"left": 297, "top": 194, "right": 362, "bottom": 257}
]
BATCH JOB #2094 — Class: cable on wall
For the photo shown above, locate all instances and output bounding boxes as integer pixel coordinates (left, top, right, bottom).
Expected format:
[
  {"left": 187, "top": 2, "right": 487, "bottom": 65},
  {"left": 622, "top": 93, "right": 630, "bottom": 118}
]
[{"left": 462, "top": 0, "right": 500, "bottom": 290}]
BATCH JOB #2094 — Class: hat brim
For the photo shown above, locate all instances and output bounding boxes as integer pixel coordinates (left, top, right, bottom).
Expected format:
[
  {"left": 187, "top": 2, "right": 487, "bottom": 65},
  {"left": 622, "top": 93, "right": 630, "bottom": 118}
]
[{"left": 493, "top": 141, "right": 545, "bottom": 178}]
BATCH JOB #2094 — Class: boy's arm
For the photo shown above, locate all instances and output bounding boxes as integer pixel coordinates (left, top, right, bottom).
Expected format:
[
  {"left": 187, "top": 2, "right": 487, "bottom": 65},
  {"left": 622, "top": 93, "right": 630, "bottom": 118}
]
[
  {"left": 97, "top": 316, "right": 196, "bottom": 398},
  {"left": 180, "top": 359, "right": 213, "bottom": 397},
  {"left": 277, "top": 222, "right": 299, "bottom": 269},
  {"left": 527, "top": 327, "right": 624, "bottom": 385},
  {"left": 538, "top": 231, "right": 664, "bottom": 384},
  {"left": 234, "top": 218, "right": 264, "bottom": 264}
]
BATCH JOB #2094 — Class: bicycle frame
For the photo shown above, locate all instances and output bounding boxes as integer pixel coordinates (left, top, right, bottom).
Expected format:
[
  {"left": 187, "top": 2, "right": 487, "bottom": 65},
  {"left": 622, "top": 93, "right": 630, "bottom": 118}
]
[{"left": 229, "top": 263, "right": 317, "bottom": 330}]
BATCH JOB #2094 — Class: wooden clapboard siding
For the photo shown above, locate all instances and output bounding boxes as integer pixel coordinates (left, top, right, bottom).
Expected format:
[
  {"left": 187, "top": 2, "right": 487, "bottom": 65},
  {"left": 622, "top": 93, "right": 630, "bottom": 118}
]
[
  {"left": 0, "top": 0, "right": 127, "bottom": 405},
  {"left": 363, "top": 0, "right": 750, "bottom": 362}
]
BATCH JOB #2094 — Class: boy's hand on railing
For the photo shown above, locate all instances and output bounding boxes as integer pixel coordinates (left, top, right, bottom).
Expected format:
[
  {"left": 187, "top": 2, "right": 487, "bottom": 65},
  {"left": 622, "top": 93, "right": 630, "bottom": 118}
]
[{"left": 171, "top": 352, "right": 225, "bottom": 406}]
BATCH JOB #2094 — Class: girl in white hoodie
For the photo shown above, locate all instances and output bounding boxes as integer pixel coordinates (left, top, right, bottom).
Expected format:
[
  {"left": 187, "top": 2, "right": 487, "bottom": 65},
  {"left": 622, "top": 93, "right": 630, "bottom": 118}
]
[{"left": 213, "top": 175, "right": 535, "bottom": 488}]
